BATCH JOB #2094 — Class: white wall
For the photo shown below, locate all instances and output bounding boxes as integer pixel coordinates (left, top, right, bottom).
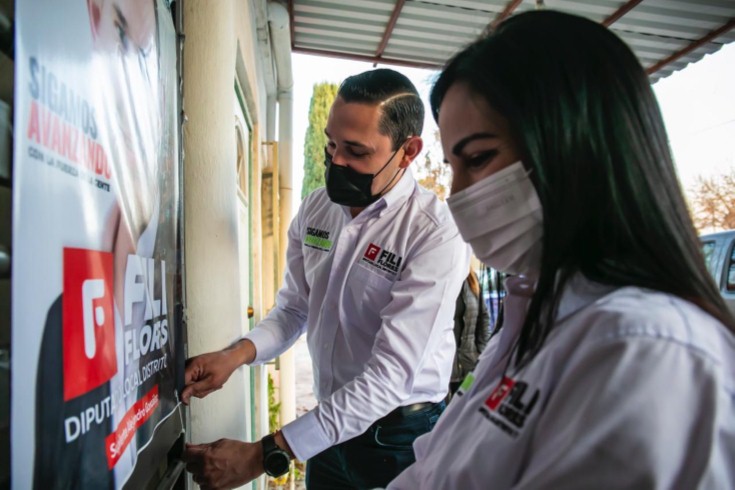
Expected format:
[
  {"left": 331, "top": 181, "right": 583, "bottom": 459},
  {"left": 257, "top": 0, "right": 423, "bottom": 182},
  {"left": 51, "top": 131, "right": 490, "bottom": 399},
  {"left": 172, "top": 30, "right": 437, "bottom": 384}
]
[
  {"left": 183, "top": 0, "right": 248, "bottom": 447},
  {"left": 183, "top": 1, "right": 283, "bottom": 488}
]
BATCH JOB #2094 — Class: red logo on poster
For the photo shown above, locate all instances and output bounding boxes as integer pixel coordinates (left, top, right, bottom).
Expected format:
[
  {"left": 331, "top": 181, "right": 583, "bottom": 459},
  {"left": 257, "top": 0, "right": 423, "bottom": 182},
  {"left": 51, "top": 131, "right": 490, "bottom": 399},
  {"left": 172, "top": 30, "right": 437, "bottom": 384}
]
[
  {"left": 63, "top": 248, "right": 117, "bottom": 401},
  {"left": 364, "top": 243, "right": 381, "bottom": 261},
  {"left": 485, "top": 376, "right": 515, "bottom": 410}
]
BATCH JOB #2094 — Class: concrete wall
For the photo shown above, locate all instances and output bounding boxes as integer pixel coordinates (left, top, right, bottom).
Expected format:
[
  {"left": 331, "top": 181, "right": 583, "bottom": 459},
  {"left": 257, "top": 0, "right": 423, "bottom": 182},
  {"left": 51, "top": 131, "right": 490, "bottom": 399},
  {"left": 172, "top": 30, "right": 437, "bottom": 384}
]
[
  {"left": 183, "top": 0, "right": 246, "bottom": 447},
  {"left": 234, "top": 0, "right": 273, "bottom": 463},
  {"left": 183, "top": 1, "right": 279, "bottom": 488}
]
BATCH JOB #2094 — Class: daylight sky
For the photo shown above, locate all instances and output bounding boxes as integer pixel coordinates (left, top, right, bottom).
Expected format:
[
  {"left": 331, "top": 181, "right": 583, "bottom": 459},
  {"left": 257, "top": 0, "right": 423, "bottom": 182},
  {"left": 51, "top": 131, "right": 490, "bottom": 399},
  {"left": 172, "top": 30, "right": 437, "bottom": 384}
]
[{"left": 290, "top": 41, "right": 735, "bottom": 215}]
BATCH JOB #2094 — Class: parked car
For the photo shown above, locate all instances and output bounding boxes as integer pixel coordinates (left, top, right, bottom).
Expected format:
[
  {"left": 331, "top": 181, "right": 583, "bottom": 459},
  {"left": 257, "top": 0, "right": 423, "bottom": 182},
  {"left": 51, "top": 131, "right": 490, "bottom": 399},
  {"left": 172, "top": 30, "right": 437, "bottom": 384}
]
[{"left": 699, "top": 230, "right": 735, "bottom": 315}]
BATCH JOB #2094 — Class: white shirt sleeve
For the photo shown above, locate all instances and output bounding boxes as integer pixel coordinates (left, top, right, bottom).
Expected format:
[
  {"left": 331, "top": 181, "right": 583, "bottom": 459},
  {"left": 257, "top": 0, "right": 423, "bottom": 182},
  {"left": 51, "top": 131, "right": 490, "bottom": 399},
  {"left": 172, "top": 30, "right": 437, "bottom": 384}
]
[
  {"left": 512, "top": 335, "right": 729, "bottom": 489},
  {"left": 244, "top": 203, "right": 309, "bottom": 363},
  {"left": 281, "top": 224, "right": 470, "bottom": 461}
]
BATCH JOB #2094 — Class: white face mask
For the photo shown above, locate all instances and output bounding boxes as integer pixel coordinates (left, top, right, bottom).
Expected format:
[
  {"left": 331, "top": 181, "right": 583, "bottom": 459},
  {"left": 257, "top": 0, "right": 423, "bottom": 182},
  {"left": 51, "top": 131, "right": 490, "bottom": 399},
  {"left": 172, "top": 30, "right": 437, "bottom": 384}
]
[{"left": 447, "top": 161, "right": 543, "bottom": 276}]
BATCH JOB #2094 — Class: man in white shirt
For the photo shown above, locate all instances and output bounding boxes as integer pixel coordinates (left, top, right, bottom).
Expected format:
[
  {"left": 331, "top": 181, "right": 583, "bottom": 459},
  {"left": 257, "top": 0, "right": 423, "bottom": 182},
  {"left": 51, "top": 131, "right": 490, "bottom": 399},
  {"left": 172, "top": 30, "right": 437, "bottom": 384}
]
[{"left": 182, "top": 69, "right": 470, "bottom": 489}]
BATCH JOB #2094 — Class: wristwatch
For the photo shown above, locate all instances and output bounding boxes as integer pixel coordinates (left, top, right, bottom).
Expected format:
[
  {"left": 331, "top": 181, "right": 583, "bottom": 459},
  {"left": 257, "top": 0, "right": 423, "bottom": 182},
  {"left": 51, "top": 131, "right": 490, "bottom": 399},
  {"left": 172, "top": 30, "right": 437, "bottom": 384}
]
[{"left": 262, "top": 433, "right": 290, "bottom": 477}]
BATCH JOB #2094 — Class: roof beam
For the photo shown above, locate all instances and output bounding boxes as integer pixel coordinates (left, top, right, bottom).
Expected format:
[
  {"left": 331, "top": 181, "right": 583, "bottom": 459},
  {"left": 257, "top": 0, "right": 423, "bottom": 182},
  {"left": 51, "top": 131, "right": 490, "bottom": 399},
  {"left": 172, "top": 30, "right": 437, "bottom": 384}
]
[
  {"left": 602, "top": 0, "right": 644, "bottom": 27},
  {"left": 487, "top": 0, "right": 523, "bottom": 33},
  {"left": 374, "top": 0, "right": 406, "bottom": 66},
  {"left": 288, "top": 0, "right": 295, "bottom": 48},
  {"left": 293, "top": 46, "right": 441, "bottom": 70},
  {"left": 646, "top": 17, "right": 735, "bottom": 75}
]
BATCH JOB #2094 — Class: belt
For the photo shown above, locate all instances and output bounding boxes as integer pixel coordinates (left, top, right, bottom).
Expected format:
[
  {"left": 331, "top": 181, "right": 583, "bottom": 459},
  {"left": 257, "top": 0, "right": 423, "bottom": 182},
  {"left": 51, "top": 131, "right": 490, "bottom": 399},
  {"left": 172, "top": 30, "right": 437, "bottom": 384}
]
[{"left": 379, "top": 402, "right": 437, "bottom": 424}]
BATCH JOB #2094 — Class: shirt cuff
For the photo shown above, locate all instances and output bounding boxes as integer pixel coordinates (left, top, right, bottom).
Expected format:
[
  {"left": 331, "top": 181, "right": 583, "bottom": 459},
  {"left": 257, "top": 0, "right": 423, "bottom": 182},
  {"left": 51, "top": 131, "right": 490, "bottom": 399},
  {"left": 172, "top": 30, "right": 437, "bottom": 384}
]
[
  {"left": 280, "top": 409, "right": 332, "bottom": 462},
  {"left": 242, "top": 327, "right": 282, "bottom": 366},
  {"left": 242, "top": 327, "right": 276, "bottom": 364}
]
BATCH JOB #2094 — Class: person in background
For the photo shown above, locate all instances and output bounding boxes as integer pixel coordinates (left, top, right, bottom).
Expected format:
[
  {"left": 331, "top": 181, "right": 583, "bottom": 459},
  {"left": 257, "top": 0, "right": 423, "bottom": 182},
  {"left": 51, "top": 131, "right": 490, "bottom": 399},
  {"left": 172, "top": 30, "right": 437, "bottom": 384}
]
[
  {"left": 449, "top": 267, "right": 490, "bottom": 396},
  {"left": 182, "top": 68, "right": 469, "bottom": 489},
  {"left": 388, "top": 10, "right": 735, "bottom": 489}
]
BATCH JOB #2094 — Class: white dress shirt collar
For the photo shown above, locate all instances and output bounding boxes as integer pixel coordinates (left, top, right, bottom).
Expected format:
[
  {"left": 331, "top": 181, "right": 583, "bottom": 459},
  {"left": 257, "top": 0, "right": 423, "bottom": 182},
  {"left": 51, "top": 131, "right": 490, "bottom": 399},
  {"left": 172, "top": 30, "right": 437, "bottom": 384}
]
[{"left": 554, "top": 272, "right": 618, "bottom": 324}]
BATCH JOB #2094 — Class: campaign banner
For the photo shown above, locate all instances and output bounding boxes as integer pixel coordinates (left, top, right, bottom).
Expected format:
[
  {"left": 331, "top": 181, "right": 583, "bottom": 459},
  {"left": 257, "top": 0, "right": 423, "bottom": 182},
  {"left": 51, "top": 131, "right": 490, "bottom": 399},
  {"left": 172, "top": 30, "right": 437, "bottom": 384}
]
[{"left": 11, "top": 0, "right": 181, "bottom": 488}]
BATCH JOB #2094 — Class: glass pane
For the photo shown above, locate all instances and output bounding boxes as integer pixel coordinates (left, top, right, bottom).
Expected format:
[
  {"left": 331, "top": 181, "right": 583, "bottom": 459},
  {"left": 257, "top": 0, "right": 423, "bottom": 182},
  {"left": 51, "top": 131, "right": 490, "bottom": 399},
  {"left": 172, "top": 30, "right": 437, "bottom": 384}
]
[
  {"left": 701, "top": 241, "right": 717, "bottom": 280},
  {"left": 727, "top": 241, "right": 735, "bottom": 292}
]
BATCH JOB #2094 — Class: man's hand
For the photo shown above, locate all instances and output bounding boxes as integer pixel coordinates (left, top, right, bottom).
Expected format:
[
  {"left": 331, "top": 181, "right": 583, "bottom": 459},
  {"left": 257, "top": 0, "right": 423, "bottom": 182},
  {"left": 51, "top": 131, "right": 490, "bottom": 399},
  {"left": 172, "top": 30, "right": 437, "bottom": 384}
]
[
  {"left": 181, "top": 340, "right": 256, "bottom": 404},
  {"left": 183, "top": 439, "right": 263, "bottom": 490}
]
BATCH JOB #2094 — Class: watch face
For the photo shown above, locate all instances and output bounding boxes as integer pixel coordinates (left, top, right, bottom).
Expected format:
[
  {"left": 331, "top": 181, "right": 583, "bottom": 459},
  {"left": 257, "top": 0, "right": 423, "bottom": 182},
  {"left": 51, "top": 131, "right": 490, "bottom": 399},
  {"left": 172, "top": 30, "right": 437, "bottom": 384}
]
[{"left": 265, "top": 452, "right": 290, "bottom": 477}]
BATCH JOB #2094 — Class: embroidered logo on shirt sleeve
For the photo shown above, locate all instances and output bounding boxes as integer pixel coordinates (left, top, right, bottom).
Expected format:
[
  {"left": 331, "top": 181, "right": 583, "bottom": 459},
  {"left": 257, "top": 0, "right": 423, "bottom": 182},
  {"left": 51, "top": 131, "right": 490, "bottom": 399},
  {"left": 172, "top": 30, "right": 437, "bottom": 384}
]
[
  {"left": 361, "top": 242, "right": 403, "bottom": 275},
  {"left": 304, "top": 227, "right": 333, "bottom": 252},
  {"left": 455, "top": 372, "right": 475, "bottom": 397},
  {"left": 479, "top": 375, "right": 539, "bottom": 438}
]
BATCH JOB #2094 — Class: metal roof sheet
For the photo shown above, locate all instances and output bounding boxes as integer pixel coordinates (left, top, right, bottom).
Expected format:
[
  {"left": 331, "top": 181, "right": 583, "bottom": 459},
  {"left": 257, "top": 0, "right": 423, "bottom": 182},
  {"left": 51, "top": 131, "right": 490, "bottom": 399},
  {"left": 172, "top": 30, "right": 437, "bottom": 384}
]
[{"left": 288, "top": 0, "right": 735, "bottom": 81}]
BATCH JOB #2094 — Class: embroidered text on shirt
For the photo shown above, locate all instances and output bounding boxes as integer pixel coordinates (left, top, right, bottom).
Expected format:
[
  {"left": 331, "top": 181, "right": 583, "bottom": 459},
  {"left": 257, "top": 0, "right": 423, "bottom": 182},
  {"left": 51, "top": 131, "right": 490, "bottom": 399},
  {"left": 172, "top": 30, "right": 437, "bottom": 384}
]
[
  {"left": 304, "top": 227, "right": 333, "bottom": 251},
  {"left": 479, "top": 375, "right": 539, "bottom": 438},
  {"left": 361, "top": 242, "right": 403, "bottom": 275}
]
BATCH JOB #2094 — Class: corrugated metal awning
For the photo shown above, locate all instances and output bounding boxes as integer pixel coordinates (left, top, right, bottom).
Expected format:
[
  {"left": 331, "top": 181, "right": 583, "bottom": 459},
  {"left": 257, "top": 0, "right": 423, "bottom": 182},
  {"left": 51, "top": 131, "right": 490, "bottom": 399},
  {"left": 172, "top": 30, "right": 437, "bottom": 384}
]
[{"left": 287, "top": 0, "right": 735, "bottom": 81}]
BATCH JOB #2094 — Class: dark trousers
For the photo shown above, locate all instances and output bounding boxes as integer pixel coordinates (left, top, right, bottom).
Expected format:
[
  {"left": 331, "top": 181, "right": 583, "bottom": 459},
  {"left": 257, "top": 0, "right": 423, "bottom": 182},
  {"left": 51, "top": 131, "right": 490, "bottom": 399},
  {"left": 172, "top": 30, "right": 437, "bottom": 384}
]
[{"left": 305, "top": 402, "right": 445, "bottom": 489}]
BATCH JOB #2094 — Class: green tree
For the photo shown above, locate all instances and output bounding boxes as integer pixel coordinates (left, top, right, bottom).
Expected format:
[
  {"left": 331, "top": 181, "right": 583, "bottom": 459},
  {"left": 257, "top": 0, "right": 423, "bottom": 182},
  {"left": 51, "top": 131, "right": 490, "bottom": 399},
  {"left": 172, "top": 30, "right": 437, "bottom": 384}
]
[
  {"left": 415, "top": 129, "right": 451, "bottom": 200},
  {"left": 302, "top": 82, "right": 338, "bottom": 199}
]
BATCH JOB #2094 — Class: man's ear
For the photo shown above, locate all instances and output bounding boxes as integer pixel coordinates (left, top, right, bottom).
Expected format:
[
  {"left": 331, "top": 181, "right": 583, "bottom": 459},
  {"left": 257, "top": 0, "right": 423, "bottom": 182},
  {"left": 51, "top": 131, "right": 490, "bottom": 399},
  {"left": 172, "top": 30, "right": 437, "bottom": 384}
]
[
  {"left": 87, "top": 0, "right": 101, "bottom": 40},
  {"left": 399, "top": 136, "right": 423, "bottom": 168}
]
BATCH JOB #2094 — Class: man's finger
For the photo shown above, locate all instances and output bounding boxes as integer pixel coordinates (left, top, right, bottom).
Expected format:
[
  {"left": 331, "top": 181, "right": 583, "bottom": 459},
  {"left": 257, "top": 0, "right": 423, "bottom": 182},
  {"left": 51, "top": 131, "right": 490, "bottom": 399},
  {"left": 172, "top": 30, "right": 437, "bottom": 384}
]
[
  {"left": 184, "top": 360, "right": 202, "bottom": 385},
  {"left": 185, "top": 460, "right": 202, "bottom": 474},
  {"left": 183, "top": 442, "right": 207, "bottom": 462},
  {"left": 185, "top": 442, "right": 207, "bottom": 452},
  {"left": 181, "top": 379, "right": 215, "bottom": 405},
  {"left": 193, "top": 473, "right": 215, "bottom": 490},
  {"left": 182, "top": 385, "right": 216, "bottom": 405},
  {"left": 181, "top": 385, "right": 194, "bottom": 405}
]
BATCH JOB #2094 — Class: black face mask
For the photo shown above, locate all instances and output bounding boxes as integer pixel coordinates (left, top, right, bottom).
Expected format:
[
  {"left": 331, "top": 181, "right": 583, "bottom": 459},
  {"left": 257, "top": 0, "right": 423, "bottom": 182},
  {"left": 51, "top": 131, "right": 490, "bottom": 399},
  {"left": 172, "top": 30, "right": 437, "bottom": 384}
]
[{"left": 324, "top": 146, "right": 404, "bottom": 207}]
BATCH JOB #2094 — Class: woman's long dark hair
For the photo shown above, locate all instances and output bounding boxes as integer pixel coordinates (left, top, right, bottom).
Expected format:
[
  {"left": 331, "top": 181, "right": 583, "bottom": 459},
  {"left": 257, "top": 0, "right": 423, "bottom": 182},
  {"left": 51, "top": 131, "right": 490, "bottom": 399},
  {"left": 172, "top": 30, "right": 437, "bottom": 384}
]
[{"left": 431, "top": 10, "right": 735, "bottom": 367}]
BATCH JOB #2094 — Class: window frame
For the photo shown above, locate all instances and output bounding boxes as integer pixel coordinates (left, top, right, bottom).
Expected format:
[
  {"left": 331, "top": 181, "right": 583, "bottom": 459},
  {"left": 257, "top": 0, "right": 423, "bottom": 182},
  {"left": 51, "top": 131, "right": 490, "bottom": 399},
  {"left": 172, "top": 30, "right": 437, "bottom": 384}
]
[{"left": 725, "top": 239, "right": 735, "bottom": 293}]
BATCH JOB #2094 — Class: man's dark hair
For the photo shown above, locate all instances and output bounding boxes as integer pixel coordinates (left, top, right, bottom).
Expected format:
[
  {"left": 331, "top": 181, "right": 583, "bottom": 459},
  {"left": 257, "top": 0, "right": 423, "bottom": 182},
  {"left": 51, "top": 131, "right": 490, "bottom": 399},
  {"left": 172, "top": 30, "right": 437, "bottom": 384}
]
[
  {"left": 338, "top": 68, "right": 424, "bottom": 149},
  {"left": 431, "top": 10, "right": 735, "bottom": 366}
]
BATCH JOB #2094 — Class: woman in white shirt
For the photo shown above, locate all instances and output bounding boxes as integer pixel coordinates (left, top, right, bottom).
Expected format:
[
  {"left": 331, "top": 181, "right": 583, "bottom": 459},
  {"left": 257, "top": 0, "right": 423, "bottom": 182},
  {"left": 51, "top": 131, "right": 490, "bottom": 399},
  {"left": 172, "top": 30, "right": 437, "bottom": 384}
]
[{"left": 389, "top": 10, "right": 735, "bottom": 489}]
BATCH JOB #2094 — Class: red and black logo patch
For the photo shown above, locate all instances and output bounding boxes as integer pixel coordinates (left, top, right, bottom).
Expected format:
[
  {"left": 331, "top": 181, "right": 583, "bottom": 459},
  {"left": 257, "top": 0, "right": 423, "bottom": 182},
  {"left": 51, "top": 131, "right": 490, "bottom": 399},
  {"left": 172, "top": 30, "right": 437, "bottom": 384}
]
[
  {"left": 361, "top": 243, "right": 403, "bottom": 275},
  {"left": 480, "top": 375, "right": 539, "bottom": 438}
]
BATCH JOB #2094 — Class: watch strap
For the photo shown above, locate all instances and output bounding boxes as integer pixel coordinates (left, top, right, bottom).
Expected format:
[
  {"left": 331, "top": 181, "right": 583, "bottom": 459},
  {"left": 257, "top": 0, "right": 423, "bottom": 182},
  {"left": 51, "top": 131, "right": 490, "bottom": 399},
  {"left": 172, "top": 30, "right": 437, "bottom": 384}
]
[
  {"left": 262, "top": 432, "right": 290, "bottom": 478},
  {"left": 262, "top": 433, "right": 278, "bottom": 455}
]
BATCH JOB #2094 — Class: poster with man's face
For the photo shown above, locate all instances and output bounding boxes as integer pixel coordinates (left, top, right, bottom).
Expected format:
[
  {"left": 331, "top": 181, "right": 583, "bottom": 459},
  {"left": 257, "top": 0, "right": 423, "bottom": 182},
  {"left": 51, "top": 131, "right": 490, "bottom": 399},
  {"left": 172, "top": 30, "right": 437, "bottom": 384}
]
[{"left": 12, "top": 0, "right": 181, "bottom": 488}]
